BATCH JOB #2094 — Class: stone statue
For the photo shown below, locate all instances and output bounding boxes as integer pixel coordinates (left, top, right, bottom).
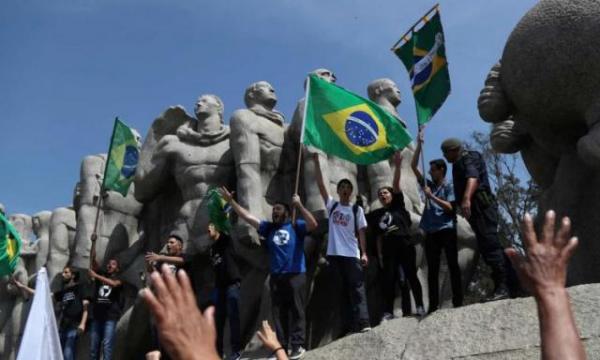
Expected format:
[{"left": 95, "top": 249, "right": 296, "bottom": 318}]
[
  {"left": 46, "top": 206, "right": 77, "bottom": 282},
  {"left": 8, "top": 214, "right": 37, "bottom": 276},
  {"left": 32, "top": 211, "right": 52, "bottom": 272},
  {"left": 135, "top": 95, "right": 235, "bottom": 252},
  {"left": 0, "top": 259, "right": 30, "bottom": 360},
  {"left": 477, "top": 0, "right": 600, "bottom": 284},
  {"left": 230, "top": 81, "right": 286, "bottom": 245},
  {"left": 71, "top": 154, "right": 142, "bottom": 269}
]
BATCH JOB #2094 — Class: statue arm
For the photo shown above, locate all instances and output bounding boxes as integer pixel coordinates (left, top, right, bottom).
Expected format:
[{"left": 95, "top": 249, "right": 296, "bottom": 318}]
[
  {"left": 135, "top": 136, "right": 175, "bottom": 202},
  {"left": 230, "top": 112, "right": 264, "bottom": 222},
  {"left": 312, "top": 152, "right": 330, "bottom": 205}
]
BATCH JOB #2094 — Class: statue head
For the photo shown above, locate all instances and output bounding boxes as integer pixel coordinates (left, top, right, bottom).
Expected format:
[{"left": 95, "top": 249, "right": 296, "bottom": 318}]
[
  {"left": 244, "top": 81, "right": 277, "bottom": 109},
  {"left": 32, "top": 211, "right": 51, "bottom": 237},
  {"left": 304, "top": 68, "right": 336, "bottom": 89},
  {"left": 367, "top": 78, "right": 401, "bottom": 106},
  {"left": 194, "top": 94, "right": 224, "bottom": 123}
]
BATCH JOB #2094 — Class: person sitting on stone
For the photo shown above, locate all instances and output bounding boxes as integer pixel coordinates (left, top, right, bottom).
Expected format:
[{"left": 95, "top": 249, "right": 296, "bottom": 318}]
[
  {"left": 313, "top": 152, "right": 371, "bottom": 333},
  {"left": 219, "top": 187, "right": 316, "bottom": 359},
  {"left": 12, "top": 265, "right": 89, "bottom": 360},
  {"left": 370, "top": 151, "right": 425, "bottom": 319},
  {"left": 87, "top": 258, "right": 123, "bottom": 360},
  {"left": 506, "top": 210, "right": 585, "bottom": 360},
  {"left": 207, "top": 223, "right": 242, "bottom": 360},
  {"left": 412, "top": 128, "right": 462, "bottom": 314}
]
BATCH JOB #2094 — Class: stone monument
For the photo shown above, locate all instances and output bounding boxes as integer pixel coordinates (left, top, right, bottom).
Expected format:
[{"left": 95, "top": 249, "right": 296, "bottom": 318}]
[
  {"left": 32, "top": 210, "right": 52, "bottom": 272},
  {"left": 477, "top": 0, "right": 600, "bottom": 284}
]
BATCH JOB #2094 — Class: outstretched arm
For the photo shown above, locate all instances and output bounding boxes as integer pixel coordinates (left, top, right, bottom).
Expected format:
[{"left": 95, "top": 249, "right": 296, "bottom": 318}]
[
  {"left": 219, "top": 186, "right": 261, "bottom": 230},
  {"left": 506, "top": 211, "right": 585, "bottom": 360},
  {"left": 11, "top": 278, "right": 35, "bottom": 297},
  {"left": 392, "top": 151, "right": 403, "bottom": 194},
  {"left": 411, "top": 128, "right": 425, "bottom": 185},
  {"left": 312, "top": 153, "right": 330, "bottom": 205},
  {"left": 88, "top": 269, "right": 122, "bottom": 288},
  {"left": 145, "top": 253, "right": 185, "bottom": 266},
  {"left": 291, "top": 194, "right": 318, "bottom": 232}
]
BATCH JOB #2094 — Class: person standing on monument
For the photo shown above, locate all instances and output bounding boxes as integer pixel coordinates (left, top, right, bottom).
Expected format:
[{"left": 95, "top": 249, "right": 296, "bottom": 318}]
[
  {"left": 207, "top": 223, "right": 242, "bottom": 360},
  {"left": 12, "top": 266, "right": 89, "bottom": 360},
  {"left": 312, "top": 152, "right": 371, "bottom": 333},
  {"left": 412, "top": 129, "right": 462, "bottom": 313},
  {"left": 370, "top": 151, "right": 425, "bottom": 319},
  {"left": 218, "top": 186, "right": 317, "bottom": 359},
  {"left": 87, "top": 258, "right": 123, "bottom": 360},
  {"left": 441, "top": 137, "right": 509, "bottom": 301}
]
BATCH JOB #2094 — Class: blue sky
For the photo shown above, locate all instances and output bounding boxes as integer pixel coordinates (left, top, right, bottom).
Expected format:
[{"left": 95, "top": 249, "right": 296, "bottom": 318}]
[{"left": 0, "top": 0, "right": 537, "bottom": 215}]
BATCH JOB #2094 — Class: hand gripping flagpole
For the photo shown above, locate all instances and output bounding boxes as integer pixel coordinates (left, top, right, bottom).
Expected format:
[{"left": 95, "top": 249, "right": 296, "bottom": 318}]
[{"left": 292, "top": 75, "right": 312, "bottom": 224}]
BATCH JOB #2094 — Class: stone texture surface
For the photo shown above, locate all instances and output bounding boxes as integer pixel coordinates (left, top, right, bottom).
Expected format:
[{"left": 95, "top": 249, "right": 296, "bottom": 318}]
[
  {"left": 278, "top": 284, "right": 600, "bottom": 360},
  {"left": 478, "top": 0, "right": 600, "bottom": 285}
]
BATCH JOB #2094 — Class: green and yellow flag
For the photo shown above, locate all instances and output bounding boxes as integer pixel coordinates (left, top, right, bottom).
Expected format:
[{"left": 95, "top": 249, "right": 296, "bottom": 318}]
[
  {"left": 302, "top": 74, "right": 412, "bottom": 165},
  {"left": 206, "top": 188, "right": 231, "bottom": 234},
  {"left": 394, "top": 10, "right": 450, "bottom": 125},
  {"left": 102, "top": 118, "right": 140, "bottom": 196},
  {"left": 0, "top": 213, "right": 22, "bottom": 276}
]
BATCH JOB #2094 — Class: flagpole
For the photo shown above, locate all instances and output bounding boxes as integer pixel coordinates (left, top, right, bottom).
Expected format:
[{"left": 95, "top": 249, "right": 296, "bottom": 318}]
[
  {"left": 418, "top": 124, "right": 430, "bottom": 210},
  {"left": 89, "top": 117, "right": 118, "bottom": 270},
  {"left": 390, "top": 3, "right": 440, "bottom": 50},
  {"left": 292, "top": 75, "right": 312, "bottom": 224}
]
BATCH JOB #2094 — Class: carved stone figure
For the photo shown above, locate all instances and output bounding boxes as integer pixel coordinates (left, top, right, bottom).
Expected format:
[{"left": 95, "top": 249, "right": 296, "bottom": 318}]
[
  {"left": 0, "top": 259, "right": 30, "bottom": 360},
  {"left": 71, "top": 154, "right": 142, "bottom": 269},
  {"left": 230, "top": 81, "right": 286, "bottom": 245},
  {"left": 46, "top": 206, "right": 77, "bottom": 283},
  {"left": 8, "top": 214, "right": 37, "bottom": 276},
  {"left": 135, "top": 95, "right": 235, "bottom": 252},
  {"left": 32, "top": 211, "right": 52, "bottom": 272},
  {"left": 477, "top": 0, "right": 600, "bottom": 284}
]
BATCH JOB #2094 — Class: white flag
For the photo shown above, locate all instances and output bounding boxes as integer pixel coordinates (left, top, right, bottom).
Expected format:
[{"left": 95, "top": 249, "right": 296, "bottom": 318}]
[{"left": 17, "top": 267, "right": 63, "bottom": 360}]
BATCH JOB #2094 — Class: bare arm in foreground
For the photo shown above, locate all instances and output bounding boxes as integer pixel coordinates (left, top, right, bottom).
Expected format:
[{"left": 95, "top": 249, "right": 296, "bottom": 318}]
[{"left": 506, "top": 210, "right": 586, "bottom": 360}]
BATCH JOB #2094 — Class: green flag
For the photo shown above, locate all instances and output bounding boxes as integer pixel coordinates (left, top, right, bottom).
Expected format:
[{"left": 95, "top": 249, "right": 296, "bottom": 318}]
[
  {"left": 302, "top": 74, "right": 412, "bottom": 165},
  {"left": 0, "top": 213, "right": 22, "bottom": 276},
  {"left": 394, "top": 11, "right": 450, "bottom": 125},
  {"left": 206, "top": 188, "right": 231, "bottom": 234},
  {"left": 102, "top": 118, "right": 140, "bottom": 196}
]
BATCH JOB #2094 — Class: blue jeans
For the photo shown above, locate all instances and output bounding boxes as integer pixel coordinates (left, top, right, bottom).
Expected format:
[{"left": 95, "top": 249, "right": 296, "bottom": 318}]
[
  {"left": 60, "top": 326, "right": 78, "bottom": 360},
  {"left": 211, "top": 283, "right": 241, "bottom": 356},
  {"left": 89, "top": 319, "right": 117, "bottom": 360}
]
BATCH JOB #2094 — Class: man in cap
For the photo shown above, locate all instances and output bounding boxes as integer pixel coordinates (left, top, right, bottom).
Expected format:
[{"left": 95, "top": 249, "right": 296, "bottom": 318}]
[{"left": 441, "top": 137, "right": 509, "bottom": 301}]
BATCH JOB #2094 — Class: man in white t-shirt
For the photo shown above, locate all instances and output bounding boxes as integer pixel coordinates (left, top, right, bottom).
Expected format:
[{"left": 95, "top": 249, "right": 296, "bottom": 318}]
[{"left": 313, "top": 153, "right": 371, "bottom": 333}]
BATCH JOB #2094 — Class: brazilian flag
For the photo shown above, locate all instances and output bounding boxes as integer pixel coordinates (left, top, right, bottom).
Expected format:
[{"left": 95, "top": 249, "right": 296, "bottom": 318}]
[
  {"left": 103, "top": 118, "right": 140, "bottom": 196},
  {"left": 0, "top": 213, "right": 22, "bottom": 276},
  {"left": 206, "top": 188, "right": 231, "bottom": 234},
  {"left": 394, "top": 11, "right": 450, "bottom": 125},
  {"left": 302, "top": 74, "right": 412, "bottom": 165}
]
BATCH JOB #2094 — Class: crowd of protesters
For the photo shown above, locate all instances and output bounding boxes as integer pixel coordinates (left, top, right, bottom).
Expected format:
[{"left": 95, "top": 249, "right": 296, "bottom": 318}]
[{"left": 11, "top": 134, "right": 587, "bottom": 360}]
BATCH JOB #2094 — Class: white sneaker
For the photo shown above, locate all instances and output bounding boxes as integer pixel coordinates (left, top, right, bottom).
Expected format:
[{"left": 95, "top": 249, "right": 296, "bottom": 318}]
[
  {"left": 416, "top": 306, "right": 426, "bottom": 318},
  {"left": 360, "top": 326, "right": 372, "bottom": 333},
  {"left": 290, "top": 346, "right": 306, "bottom": 359}
]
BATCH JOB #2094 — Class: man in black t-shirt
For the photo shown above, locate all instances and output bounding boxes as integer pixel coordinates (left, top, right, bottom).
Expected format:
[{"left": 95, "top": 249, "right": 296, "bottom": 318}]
[
  {"left": 208, "top": 223, "right": 242, "bottom": 360},
  {"left": 87, "top": 258, "right": 123, "bottom": 360}
]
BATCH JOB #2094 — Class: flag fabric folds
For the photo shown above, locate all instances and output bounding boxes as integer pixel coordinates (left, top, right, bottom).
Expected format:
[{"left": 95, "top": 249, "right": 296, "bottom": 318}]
[
  {"left": 394, "top": 11, "right": 450, "bottom": 125},
  {"left": 17, "top": 267, "right": 63, "bottom": 360},
  {"left": 302, "top": 74, "right": 412, "bottom": 165},
  {"left": 102, "top": 118, "right": 140, "bottom": 196},
  {"left": 207, "top": 188, "right": 231, "bottom": 234},
  {"left": 0, "top": 213, "right": 22, "bottom": 276}
]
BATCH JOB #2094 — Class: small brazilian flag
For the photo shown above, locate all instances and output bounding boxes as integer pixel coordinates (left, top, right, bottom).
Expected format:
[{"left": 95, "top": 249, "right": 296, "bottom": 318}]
[
  {"left": 394, "top": 10, "right": 450, "bottom": 125},
  {"left": 0, "top": 213, "right": 22, "bottom": 276},
  {"left": 103, "top": 118, "right": 140, "bottom": 196},
  {"left": 302, "top": 74, "right": 412, "bottom": 165},
  {"left": 207, "top": 188, "right": 231, "bottom": 234}
]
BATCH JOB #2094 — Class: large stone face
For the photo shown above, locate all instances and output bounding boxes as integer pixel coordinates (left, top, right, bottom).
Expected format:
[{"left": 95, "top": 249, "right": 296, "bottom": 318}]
[
  {"left": 293, "top": 284, "right": 600, "bottom": 360},
  {"left": 478, "top": 0, "right": 600, "bottom": 285}
]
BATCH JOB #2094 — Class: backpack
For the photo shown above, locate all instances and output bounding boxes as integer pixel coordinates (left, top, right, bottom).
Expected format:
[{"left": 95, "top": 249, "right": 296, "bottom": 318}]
[{"left": 329, "top": 201, "right": 361, "bottom": 236}]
